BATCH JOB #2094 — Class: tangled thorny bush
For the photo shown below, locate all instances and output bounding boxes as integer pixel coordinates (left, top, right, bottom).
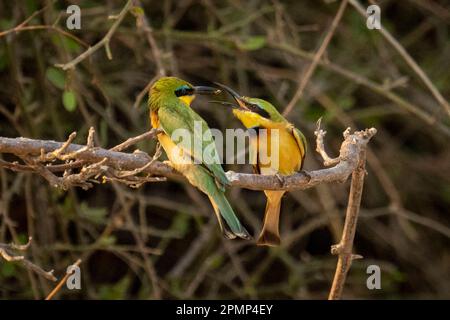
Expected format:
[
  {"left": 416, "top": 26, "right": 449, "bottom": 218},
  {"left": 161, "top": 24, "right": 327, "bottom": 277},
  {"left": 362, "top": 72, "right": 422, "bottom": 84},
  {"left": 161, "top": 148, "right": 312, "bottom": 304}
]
[{"left": 0, "top": 0, "right": 449, "bottom": 299}]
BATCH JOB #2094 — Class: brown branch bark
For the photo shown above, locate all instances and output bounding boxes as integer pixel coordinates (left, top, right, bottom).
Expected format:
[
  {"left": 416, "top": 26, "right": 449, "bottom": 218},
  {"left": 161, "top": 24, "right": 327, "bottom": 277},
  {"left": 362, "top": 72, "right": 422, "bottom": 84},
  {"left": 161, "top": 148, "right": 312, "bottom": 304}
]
[
  {"left": 227, "top": 126, "right": 375, "bottom": 191},
  {"left": 45, "top": 259, "right": 82, "bottom": 300},
  {"left": 1, "top": 125, "right": 376, "bottom": 297},
  {"left": 0, "top": 127, "right": 376, "bottom": 191},
  {"left": 328, "top": 144, "right": 367, "bottom": 300}
]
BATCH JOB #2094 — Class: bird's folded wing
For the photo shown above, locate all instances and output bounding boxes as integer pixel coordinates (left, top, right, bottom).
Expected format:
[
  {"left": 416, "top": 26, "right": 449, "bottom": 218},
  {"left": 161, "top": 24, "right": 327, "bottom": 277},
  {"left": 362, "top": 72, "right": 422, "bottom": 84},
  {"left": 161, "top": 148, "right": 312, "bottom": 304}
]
[
  {"left": 157, "top": 105, "right": 229, "bottom": 185},
  {"left": 291, "top": 126, "right": 307, "bottom": 166}
]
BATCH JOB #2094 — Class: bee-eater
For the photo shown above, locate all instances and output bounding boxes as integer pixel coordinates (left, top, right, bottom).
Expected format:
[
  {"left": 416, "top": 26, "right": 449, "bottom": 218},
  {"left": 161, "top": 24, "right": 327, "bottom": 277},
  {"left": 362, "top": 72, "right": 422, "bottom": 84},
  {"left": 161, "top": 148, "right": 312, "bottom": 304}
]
[
  {"left": 148, "top": 77, "right": 250, "bottom": 240},
  {"left": 216, "top": 83, "right": 307, "bottom": 246}
]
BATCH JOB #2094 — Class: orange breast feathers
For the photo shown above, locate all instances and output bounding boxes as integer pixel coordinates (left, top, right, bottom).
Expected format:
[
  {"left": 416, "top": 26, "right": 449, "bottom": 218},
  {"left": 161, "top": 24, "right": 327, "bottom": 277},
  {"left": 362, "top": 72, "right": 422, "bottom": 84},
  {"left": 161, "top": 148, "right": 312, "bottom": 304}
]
[{"left": 150, "top": 110, "right": 160, "bottom": 129}]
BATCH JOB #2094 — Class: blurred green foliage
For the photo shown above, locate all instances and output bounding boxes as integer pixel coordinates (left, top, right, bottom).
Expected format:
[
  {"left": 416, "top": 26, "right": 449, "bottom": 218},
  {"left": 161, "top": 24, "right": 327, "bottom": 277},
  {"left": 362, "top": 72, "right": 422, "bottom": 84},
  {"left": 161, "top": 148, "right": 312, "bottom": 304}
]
[{"left": 0, "top": 0, "right": 449, "bottom": 300}]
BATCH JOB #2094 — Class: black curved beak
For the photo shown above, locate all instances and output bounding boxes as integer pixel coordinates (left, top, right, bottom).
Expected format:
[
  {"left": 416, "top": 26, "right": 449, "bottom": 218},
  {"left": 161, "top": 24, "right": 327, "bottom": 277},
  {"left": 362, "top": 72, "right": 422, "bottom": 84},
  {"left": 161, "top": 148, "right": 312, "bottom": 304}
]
[
  {"left": 213, "top": 82, "right": 248, "bottom": 110},
  {"left": 194, "top": 86, "right": 221, "bottom": 95}
]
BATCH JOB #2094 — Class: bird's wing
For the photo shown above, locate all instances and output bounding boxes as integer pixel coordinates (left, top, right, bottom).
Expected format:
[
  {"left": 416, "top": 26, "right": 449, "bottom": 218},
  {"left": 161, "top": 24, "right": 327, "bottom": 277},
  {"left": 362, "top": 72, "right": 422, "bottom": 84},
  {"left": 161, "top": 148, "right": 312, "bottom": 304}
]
[
  {"left": 157, "top": 104, "right": 229, "bottom": 186},
  {"left": 290, "top": 126, "right": 307, "bottom": 170},
  {"left": 248, "top": 127, "right": 260, "bottom": 174}
]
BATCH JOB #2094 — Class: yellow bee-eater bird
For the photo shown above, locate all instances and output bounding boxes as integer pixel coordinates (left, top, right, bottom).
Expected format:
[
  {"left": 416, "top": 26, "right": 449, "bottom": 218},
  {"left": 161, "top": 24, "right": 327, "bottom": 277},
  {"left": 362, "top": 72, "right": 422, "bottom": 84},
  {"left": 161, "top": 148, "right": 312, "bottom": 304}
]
[
  {"left": 216, "top": 83, "right": 307, "bottom": 246},
  {"left": 148, "top": 77, "right": 250, "bottom": 240}
]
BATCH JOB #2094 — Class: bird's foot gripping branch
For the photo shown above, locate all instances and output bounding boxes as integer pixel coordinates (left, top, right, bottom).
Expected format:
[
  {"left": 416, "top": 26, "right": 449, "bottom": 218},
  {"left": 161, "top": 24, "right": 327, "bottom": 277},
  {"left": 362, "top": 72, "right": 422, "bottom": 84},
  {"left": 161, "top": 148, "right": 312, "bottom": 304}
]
[{"left": 227, "top": 121, "right": 376, "bottom": 192}]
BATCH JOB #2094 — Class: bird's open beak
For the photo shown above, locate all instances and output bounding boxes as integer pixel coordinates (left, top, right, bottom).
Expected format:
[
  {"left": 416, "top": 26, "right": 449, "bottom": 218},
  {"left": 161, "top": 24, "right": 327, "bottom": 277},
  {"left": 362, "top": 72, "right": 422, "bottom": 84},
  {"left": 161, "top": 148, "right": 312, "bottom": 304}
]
[
  {"left": 194, "top": 86, "right": 222, "bottom": 95},
  {"left": 213, "top": 82, "right": 249, "bottom": 110}
]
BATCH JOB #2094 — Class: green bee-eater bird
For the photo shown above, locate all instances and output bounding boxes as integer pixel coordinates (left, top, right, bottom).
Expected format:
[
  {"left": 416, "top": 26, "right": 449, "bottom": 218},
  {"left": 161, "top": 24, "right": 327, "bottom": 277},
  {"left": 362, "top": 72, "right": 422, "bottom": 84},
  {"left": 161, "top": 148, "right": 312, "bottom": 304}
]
[
  {"left": 216, "top": 83, "right": 307, "bottom": 246},
  {"left": 148, "top": 77, "right": 251, "bottom": 240}
]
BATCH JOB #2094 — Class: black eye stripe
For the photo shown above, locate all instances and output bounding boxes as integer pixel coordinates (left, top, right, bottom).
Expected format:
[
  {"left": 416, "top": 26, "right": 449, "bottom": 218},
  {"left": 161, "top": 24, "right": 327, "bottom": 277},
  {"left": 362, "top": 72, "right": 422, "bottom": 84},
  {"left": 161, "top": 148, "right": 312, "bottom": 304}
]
[
  {"left": 247, "top": 103, "right": 270, "bottom": 119},
  {"left": 175, "top": 86, "right": 194, "bottom": 97}
]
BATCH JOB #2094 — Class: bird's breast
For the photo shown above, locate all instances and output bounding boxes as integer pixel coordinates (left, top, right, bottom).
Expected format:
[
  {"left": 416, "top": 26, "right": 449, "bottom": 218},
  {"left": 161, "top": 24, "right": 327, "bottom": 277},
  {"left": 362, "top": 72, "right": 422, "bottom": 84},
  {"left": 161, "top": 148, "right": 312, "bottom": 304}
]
[
  {"left": 150, "top": 110, "right": 192, "bottom": 171},
  {"left": 258, "top": 127, "right": 302, "bottom": 175}
]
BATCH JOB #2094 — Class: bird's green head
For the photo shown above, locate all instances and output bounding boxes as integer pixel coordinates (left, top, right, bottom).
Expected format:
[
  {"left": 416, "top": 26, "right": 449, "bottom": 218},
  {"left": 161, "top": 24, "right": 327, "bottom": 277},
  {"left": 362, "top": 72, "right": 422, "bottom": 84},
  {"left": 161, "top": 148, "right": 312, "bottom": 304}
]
[
  {"left": 214, "top": 83, "right": 286, "bottom": 124},
  {"left": 149, "top": 77, "right": 221, "bottom": 110}
]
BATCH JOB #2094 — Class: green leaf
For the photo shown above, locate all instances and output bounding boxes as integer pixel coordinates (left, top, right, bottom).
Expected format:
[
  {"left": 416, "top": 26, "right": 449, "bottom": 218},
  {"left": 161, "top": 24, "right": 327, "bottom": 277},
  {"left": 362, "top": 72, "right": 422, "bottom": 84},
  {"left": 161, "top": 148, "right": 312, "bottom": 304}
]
[
  {"left": 131, "top": 6, "right": 144, "bottom": 17},
  {"left": 0, "top": 19, "right": 15, "bottom": 30},
  {"left": 172, "top": 213, "right": 190, "bottom": 236},
  {"left": 25, "top": 0, "right": 39, "bottom": 15},
  {"left": 339, "top": 96, "right": 355, "bottom": 110},
  {"left": 0, "top": 46, "right": 8, "bottom": 71},
  {"left": 46, "top": 67, "right": 65, "bottom": 90},
  {"left": 209, "top": 254, "right": 224, "bottom": 270},
  {"left": 51, "top": 35, "right": 81, "bottom": 53},
  {"left": 79, "top": 202, "right": 107, "bottom": 224},
  {"left": 62, "top": 90, "right": 77, "bottom": 112},
  {"left": 17, "top": 233, "right": 29, "bottom": 244},
  {"left": 99, "top": 276, "right": 130, "bottom": 299},
  {"left": 238, "top": 36, "right": 266, "bottom": 51},
  {"left": 1, "top": 263, "right": 16, "bottom": 278},
  {"left": 98, "top": 235, "right": 116, "bottom": 246}
]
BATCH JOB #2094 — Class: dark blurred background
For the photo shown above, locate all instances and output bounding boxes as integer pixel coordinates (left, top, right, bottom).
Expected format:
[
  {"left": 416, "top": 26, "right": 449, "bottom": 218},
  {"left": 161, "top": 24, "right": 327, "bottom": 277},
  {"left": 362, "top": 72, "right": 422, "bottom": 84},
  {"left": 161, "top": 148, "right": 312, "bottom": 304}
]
[{"left": 0, "top": 0, "right": 449, "bottom": 299}]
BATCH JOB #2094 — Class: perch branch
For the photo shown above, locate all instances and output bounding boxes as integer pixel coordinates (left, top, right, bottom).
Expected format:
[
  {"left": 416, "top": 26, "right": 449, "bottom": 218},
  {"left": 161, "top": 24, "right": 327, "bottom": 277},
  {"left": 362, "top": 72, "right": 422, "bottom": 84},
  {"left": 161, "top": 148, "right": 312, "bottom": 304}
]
[
  {"left": 0, "top": 125, "right": 376, "bottom": 296},
  {"left": 0, "top": 128, "right": 168, "bottom": 190},
  {"left": 0, "top": 126, "right": 376, "bottom": 191}
]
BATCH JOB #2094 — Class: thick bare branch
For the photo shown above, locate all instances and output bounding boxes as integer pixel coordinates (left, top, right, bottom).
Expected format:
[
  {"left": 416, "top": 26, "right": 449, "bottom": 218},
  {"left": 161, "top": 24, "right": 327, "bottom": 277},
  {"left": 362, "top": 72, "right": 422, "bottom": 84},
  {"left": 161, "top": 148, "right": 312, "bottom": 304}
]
[
  {"left": 0, "top": 134, "right": 176, "bottom": 177},
  {"left": 0, "top": 126, "right": 376, "bottom": 191}
]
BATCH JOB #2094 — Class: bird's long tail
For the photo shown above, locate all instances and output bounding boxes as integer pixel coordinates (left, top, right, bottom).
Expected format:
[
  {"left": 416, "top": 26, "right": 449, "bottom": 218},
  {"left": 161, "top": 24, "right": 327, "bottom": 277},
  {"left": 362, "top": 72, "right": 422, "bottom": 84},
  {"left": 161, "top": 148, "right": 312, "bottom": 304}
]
[
  {"left": 208, "top": 191, "right": 251, "bottom": 240},
  {"left": 257, "top": 191, "right": 285, "bottom": 246}
]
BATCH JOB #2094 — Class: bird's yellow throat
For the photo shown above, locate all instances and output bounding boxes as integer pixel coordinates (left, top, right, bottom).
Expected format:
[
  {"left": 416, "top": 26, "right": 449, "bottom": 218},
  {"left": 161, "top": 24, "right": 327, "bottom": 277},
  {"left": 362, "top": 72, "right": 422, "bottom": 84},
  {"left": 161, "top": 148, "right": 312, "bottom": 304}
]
[{"left": 179, "top": 95, "right": 196, "bottom": 106}]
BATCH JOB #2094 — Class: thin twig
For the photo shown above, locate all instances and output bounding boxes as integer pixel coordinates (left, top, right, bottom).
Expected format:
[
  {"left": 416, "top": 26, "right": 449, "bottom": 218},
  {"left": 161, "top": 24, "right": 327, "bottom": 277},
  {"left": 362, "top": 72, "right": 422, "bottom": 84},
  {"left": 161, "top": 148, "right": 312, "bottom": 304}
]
[
  {"left": 0, "top": 2, "right": 52, "bottom": 38},
  {"left": 110, "top": 128, "right": 162, "bottom": 152},
  {"left": 45, "top": 259, "right": 82, "bottom": 300},
  {"left": 55, "top": 0, "right": 132, "bottom": 70},
  {"left": 350, "top": 0, "right": 450, "bottom": 118},
  {"left": 282, "top": 0, "right": 349, "bottom": 116},
  {"left": 0, "top": 237, "right": 57, "bottom": 282},
  {"left": 149, "top": 29, "right": 450, "bottom": 136},
  {"left": 133, "top": 0, "right": 166, "bottom": 76}
]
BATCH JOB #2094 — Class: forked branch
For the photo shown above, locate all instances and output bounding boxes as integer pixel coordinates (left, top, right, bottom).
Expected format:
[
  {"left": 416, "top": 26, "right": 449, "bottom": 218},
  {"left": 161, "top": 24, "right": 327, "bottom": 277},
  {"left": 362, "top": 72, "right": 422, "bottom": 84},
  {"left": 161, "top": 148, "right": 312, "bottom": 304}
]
[{"left": 0, "top": 124, "right": 376, "bottom": 298}]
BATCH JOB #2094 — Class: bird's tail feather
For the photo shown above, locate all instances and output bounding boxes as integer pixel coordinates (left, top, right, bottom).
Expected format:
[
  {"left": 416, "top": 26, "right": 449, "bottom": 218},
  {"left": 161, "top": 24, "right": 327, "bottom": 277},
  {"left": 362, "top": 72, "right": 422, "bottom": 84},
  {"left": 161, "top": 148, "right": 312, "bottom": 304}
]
[
  {"left": 208, "top": 193, "right": 251, "bottom": 240},
  {"left": 257, "top": 191, "right": 285, "bottom": 246}
]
